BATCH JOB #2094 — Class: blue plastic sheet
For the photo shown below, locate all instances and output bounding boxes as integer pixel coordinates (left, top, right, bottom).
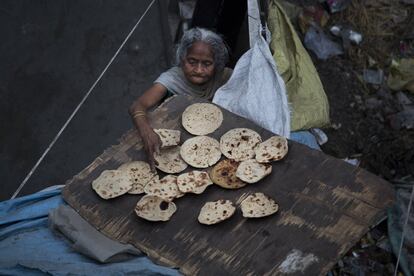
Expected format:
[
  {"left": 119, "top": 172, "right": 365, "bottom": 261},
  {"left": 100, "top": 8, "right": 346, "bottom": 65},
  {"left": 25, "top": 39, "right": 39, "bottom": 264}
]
[
  {"left": 290, "top": 130, "right": 321, "bottom": 150},
  {"left": 0, "top": 187, "right": 180, "bottom": 276}
]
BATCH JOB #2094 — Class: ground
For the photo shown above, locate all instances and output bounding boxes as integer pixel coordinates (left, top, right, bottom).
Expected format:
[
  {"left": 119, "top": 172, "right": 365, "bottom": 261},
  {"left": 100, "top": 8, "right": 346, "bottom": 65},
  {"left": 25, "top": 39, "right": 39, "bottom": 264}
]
[
  {"left": 318, "top": 56, "right": 414, "bottom": 181},
  {"left": 294, "top": 1, "right": 414, "bottom": 274}
]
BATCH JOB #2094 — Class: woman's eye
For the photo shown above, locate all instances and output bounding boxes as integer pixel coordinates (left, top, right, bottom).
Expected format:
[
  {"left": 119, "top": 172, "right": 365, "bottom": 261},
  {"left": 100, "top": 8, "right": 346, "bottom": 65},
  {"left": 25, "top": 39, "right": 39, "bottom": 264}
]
[{"left": 203, "top": 62, "right": 212, "bottom": 67}]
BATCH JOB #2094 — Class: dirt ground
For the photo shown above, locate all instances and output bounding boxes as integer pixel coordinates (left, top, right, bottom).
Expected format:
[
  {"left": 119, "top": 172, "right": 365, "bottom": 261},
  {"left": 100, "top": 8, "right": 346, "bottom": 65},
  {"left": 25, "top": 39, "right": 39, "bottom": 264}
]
[
  {"left": 285, "top": 0, "right": 414, "bottom": 274},
  {"left": 317, "top": 56, "right": 414, "bottom": 182}
]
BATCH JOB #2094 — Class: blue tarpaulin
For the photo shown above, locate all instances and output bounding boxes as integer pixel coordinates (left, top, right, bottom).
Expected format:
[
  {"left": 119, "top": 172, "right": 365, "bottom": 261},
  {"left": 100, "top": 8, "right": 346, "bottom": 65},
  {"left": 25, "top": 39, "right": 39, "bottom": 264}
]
[{"left": 0, "top": 186, "right": 180, "bottom": 276}]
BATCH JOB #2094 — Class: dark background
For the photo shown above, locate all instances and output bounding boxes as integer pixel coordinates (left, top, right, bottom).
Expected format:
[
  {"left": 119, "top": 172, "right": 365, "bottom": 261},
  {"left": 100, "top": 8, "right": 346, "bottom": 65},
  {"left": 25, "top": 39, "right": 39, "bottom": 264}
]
[{"left": 0, "top": 0, "right": 171, "bottom": 200}]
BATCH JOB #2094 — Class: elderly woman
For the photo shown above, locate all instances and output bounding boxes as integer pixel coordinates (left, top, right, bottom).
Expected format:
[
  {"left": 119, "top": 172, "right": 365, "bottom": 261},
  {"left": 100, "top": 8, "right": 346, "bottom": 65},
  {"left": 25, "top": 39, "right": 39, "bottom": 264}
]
[{"left": 129, "top": 27, "right": 232, "bottom": 169}]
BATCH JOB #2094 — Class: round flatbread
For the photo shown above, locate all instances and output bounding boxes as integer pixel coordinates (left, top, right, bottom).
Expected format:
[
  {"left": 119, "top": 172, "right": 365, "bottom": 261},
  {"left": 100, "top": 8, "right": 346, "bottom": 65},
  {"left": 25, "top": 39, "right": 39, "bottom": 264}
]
[
  {"left": 92, "top": 170, "right": 132, "bottom": 199},
  {"left": 154, "top": 129, "right": 181, "bottom": 148},
  {"left": 236, "top": 159, "right": 272, "bottom": 183},
  {"left": 210, "top": 159, "right": 247, "bottom": 189},
  {"left": 144, "top": 175, "right": 184, "bottom": 201},
  {"left": 198, "top": 200, "right": 236, "bottom": 225},
  {"left": 182, "top": 103, "right": 223, "bottom": 135},
  {"left": 220, "top": 128, "right": 262, "bottom": 161},
  {"left": 154, "top": 146, "right": 188, "bottom": 174},
  {"left": 180, "top": 136, "right": 221, "bottom": 168},
  {"left": 255, "top": 136, "right": 288, "bottom": 163},
  {"left": 240, "top": 192, "right": 279, "bottom": 218},
  {"left": 135, "top": 195, "right": 177, "bottom": 221},
  {"left": 177, "top": 171, "right": 213, "bottom": 194},
  {"left": 117, "top": 161, "right": 157, "bottom": 194}
]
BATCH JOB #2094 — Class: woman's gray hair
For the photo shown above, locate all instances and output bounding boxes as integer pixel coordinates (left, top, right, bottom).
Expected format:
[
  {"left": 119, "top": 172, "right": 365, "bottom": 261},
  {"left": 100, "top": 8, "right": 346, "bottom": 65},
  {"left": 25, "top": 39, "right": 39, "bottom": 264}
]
[{"left": 176, "top": 27, "right": 229, "bottom": 71}]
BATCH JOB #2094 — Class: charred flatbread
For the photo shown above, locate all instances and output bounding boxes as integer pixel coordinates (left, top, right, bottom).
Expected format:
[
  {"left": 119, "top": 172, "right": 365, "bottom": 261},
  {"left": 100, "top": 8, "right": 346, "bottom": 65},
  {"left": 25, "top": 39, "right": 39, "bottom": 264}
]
[
  {"left": 92, "top": 170, "right": 132, "bottom": 199},
  {"left": 236, "top": 159, "right": 272, "bottom": 183},
  {"left": 220, "top": 128, "right": 262, "bottom": 161},
  {"left": 240, "top": 192, "right": 279, "bottom": 218},
  {"left": 144, "top": 175, "right": 184, "bottom": 201},
  {"left": 117, "top": 161, "right": 157, "bottom": 194},
  {"left": 255, "top": 136, "right": 288, "bottom": 163},
  {"left": 182, "top": 103, "right": 223, "bottom": 135},
  {"left": 180, "top": 136, "right": 221, "bottom": 168},
  {"left": 210, "top": 159, "right": 247, "bottom": 189},
  {"left": 177, "top": 171, "right": 213, "bottom": 194},
  {"left": 154, "top": 146, "right": 188, "bottom": 173},
  {"left": 154, "top": 129, "right": 181, "bottom": 148},
  {"left": 135, "top": 195, "right": 177, "bottom": 221},
  {"left": 198, "top": 200, "right": 236, "bottom": 225}
]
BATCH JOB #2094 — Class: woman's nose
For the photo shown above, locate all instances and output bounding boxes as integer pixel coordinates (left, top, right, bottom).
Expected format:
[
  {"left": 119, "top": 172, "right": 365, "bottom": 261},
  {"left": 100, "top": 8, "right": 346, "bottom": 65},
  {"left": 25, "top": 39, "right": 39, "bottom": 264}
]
[{"left": 194, "top": 63, "right": 204, "bottom": 73}]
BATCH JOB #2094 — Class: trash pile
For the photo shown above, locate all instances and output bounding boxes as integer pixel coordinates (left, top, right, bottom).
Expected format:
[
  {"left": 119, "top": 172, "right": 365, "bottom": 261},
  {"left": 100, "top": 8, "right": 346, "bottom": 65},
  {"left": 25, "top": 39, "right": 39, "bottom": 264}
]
[{"left": 281, "top": 0, "right": 414, "bottom": 274}]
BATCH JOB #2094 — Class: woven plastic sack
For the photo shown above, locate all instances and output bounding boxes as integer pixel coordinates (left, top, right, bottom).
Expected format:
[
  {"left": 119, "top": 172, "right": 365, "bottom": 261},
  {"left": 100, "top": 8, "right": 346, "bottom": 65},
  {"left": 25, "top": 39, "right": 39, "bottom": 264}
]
[{"left": 213, "top": 34, "right": 290, "bottom": 138}]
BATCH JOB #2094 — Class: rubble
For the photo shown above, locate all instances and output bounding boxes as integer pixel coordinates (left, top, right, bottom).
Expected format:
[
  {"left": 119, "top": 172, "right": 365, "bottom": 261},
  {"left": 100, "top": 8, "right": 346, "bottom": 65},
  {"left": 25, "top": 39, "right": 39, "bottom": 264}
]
[{"left": 282, "top": 0, "right": 414, "bottom": 274}]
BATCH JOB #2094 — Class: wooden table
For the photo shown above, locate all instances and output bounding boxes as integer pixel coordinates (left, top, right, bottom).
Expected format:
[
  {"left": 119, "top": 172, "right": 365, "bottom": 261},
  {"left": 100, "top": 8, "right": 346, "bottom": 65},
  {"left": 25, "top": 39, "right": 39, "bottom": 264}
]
[{"left": 63, "top": 95, "right": 394, "bottom": 275}]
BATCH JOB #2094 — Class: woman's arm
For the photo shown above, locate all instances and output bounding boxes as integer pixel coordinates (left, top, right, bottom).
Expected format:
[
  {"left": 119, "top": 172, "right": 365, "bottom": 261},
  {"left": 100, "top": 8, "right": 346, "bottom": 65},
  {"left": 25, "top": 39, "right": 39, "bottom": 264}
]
[{"left": 129, "top": 83, "right": 168, "bottom": 170}]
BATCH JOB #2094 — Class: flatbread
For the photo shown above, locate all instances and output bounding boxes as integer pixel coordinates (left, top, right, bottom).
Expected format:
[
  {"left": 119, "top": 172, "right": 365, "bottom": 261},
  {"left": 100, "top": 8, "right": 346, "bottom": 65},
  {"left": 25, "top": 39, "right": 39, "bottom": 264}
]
[
  {"left": 135, "top": 195, "right": 177, "bottom": 221},
  {"left": 154, "top": 129, "right": 181, "bottom": 148},
  {"left": 92, "top": 170, "right": 132, "bottom": 199},
  {"left": 180, "top": 136, "right": 221, "bottom": 168},
  {"left": 182, "top": 103, "right": 223, "bottom": 135},
  {"left": 236, "top": 159, "right": 272, "bottom": 183},
  {"left": 240, "top": 192, "right": 279, "bottom": 218},
  {"left": 177, "top": 171, "right": 213, "bottom": 194},
  {"left": 220, "top": 128, "right": 262, "bottom": 161},
  {"left": 210, "top": 159, "right": 247, "bottom": 189},
  {"left": 154, "top": 146, "right": 188, "bottom": 173},
  {"left": 144, "top": 175, "right": 184, "bottom": 201},
  {"left": 117, "top": 161, "right": 157, "bottom": 194},
  {"left": 255, "top": 136, "right": 288, "bottom": 163},
  {"left": 198, "top": 200, "right": 236, "bottom": 225}
]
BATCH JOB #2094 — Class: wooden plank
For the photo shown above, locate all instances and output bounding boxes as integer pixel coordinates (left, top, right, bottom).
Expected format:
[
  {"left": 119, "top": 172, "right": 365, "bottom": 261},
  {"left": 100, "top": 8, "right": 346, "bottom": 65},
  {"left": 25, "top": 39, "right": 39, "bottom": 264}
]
[{"left": 63, "top": 95, "right": 394, "bottom": 275}]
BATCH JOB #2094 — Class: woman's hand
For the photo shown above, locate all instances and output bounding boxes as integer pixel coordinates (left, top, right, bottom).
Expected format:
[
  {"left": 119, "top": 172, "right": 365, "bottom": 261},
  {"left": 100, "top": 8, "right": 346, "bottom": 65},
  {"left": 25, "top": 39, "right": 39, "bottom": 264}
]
[
  {"left": 138, "top": 125, "right": 161, "bottom": 171},
  {"left": 129, "top": 83, "right": 167, "bottom": 170}
]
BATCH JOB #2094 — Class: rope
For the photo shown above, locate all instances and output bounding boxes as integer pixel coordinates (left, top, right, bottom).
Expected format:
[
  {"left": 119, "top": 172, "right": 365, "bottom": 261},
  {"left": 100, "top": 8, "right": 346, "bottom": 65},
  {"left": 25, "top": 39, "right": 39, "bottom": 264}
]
[
  {"left": 11, "top": 0, "right": 156, "bottom": 199},
  {"left": 394, "top": 183, "right": 414, "bottom": 276}
]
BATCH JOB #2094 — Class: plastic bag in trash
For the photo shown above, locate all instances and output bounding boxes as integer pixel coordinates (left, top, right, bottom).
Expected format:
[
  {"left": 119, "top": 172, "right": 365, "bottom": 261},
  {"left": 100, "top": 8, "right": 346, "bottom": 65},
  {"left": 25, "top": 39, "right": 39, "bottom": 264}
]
[
  {"left": 304, "top": 26, "right": 343, "bottom": 60},
  {"left": 326, "top": 0, "right": 351, "bottom": 13},
  {"left": 387, "top": 58, "right": 414, "bottom": 93}
]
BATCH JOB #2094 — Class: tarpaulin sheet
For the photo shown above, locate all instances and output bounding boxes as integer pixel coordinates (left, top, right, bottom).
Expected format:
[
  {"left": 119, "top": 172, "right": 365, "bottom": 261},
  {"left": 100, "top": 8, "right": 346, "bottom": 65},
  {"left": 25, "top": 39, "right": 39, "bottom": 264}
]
[{"left": 0, "top": 186, "right": 180, "bottom": 276}]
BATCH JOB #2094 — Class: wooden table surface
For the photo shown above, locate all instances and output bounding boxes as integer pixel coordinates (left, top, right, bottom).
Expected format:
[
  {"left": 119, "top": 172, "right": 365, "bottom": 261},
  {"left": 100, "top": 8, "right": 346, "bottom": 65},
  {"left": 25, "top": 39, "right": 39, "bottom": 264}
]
[{"left": 63, "top": 95, "right": 395, "bottom": 276}]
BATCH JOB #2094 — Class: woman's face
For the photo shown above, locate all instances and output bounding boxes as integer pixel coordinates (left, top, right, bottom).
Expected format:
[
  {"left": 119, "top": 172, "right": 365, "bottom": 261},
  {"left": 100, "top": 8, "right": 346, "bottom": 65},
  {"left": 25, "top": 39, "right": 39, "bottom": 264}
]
[{"left": 182, "top": 41, "right": 215, "bottom": 85}]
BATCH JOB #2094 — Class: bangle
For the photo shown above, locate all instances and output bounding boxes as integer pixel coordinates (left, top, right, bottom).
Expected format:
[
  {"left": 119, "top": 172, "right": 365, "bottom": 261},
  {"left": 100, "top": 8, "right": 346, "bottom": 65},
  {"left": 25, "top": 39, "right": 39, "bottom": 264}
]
[{"left": 132, "top": 110, "right": 146, "bottom": 118}]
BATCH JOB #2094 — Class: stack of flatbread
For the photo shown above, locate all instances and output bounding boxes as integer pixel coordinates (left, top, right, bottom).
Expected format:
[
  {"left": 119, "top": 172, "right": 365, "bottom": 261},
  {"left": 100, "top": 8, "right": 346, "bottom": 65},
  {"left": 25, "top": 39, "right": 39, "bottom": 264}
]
[
  {"left": 177, "top": 171, "right": 213, "bottom": 194},
  {"left": 198, "top": 200, "right": 236, "bottom": 225},
  {"left": 135, "top": 195, "right": 177, "bottom": 221},
  {"left": 210, "top": 159, "right": 247, "bottom": 189},
  {"left": 154, "top": 129, "right": 181, "bottom": 148},
  {"left": 240, "top": 193, "right": 279, "bottom": 218},
  {"left": 182, "top": 103, "right": 223, "bottom": 135},
  {"left": 144, "top": 175, "right": 184, "bottom": 202},
  {"left": 154, "top": 146, "right": 188, "bottom": 173},
  {"left": 92, "top": 170, "right": 133, "bottom": 199},
  {"left": 118, "top": 161, "right": 157, "bottom": 194},
  {"left": 220, "top": 128, "right": 262, "bottom": 161},
  {"left": 91, "top": 103, "right": 288, "bottom": 224},
  {"left": 255, "top": 136, "right": 288, "bottom": 163},
  {"left": 92, "top": 161, "right": 158, "bottom": 199},
  {"left": 180, "top": 136, "right": 221, "bottom": 168},
  {"left": 236, "top": 159, "right": 272, "bottom": 184}
]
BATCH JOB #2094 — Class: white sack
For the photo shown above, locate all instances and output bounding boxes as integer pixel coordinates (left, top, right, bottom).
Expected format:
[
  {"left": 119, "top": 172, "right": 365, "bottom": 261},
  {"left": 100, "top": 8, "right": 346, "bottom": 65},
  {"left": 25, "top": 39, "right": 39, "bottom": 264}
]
[{"left": 213, "top": 34, "right": 290, "bottom": 138}]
